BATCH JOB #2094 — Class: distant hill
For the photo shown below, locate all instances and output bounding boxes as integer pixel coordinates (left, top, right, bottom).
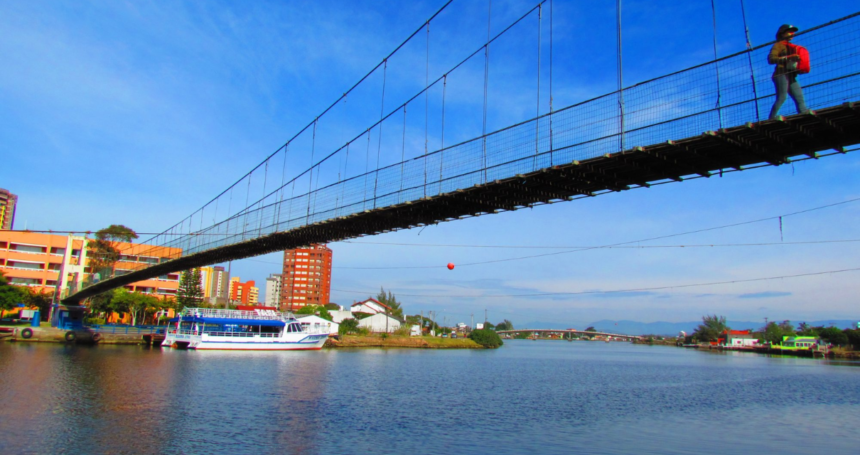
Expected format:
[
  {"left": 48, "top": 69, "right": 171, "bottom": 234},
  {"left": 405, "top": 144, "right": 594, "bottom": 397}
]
[{"left": 516, "top": 319, "right": 859, "bottom": 336}]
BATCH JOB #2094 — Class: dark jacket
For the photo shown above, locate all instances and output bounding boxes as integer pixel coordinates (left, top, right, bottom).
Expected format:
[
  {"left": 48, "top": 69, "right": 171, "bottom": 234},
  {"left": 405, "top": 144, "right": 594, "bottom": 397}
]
[{"left": 768, "top": 41, "right": 797, "bottom": 76}]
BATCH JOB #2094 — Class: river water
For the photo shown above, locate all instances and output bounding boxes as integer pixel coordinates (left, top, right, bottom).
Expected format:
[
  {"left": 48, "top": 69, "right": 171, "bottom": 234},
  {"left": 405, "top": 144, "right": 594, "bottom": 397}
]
[{"left": 1, "top": 340, "right": 858, "bottom": 454}]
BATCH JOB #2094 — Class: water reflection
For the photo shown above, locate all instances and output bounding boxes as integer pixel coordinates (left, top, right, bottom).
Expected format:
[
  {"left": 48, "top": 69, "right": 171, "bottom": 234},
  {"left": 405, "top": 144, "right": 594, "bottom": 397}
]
[{"left": 1, "top": 341, "right": 859, "bottom": 454}]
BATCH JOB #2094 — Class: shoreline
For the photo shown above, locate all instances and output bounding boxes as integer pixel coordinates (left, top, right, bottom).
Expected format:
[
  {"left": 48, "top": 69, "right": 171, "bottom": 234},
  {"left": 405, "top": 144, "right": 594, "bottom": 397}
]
[{"left": 1, "top": 327, "right": 487, "bottom": 349}]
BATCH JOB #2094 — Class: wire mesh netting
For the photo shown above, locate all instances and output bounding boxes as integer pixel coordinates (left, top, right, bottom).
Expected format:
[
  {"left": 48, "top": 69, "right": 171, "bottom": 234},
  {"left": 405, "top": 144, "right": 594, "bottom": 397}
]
[{"left": 110, "top": 11, "right": 860, "bottom": 279}]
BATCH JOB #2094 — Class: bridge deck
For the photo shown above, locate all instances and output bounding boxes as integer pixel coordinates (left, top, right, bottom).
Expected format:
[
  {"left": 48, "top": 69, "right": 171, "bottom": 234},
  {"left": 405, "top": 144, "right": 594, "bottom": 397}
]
[{"left": 65, "top": 103, "right": 860, "bottom": 303}]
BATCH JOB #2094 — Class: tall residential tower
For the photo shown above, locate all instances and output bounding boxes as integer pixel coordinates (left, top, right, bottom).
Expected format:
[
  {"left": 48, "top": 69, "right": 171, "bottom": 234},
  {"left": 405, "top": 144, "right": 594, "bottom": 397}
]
[
  {"left": 0, "top": 188, "right": 18, "bottom": 230},
  {"left": 280, "top": 244, "right": 332, "bottom": 311}
]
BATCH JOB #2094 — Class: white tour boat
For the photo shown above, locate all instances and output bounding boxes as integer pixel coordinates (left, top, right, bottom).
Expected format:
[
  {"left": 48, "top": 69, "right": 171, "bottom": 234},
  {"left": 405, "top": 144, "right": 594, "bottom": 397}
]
[{"left": 162, "top": 307, "right": 329, "bottom": 350}]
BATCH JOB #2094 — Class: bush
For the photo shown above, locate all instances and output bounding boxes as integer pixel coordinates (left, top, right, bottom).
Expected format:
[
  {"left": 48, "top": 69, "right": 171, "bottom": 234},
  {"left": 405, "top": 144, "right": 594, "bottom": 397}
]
[
  {"left": 819, "top": 327, "right": 849, "bottom": 346},
  {"left": 469, "top": 329, "right": 503, "bottom": 348},
  {"left": 338, "top": 318, "right": 360, "bottom": 335},
  {"left": 393, "top": 325, "right": 412, "bottom": 337}
]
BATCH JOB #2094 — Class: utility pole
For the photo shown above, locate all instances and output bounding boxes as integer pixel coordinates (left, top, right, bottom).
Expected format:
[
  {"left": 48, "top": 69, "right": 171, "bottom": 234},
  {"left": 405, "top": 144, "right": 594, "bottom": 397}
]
[
  {"left": 485, "top": 309, "right": 488, "bottom": 324},
  {"left": 470, "top": 313, "right": 474, "bottom": 330}
]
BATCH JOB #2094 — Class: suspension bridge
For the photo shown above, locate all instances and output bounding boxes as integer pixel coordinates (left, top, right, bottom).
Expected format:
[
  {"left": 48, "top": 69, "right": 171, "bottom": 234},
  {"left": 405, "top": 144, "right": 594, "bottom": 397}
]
[{"left": 63, "top": 4, "right": 860, "bottom": 304}]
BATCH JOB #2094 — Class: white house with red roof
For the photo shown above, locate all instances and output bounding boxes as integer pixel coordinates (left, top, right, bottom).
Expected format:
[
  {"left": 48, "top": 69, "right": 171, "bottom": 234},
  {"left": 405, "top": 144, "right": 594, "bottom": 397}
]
[{"left": 350, "top": 298, "right": 391, "bottom": 316}]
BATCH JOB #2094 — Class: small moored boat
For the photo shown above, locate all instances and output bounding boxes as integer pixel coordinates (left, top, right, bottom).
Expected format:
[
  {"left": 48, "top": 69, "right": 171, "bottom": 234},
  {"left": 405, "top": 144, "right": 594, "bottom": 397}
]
[{"left": 162, "top": 307, "right": 328, "bottom": 351}]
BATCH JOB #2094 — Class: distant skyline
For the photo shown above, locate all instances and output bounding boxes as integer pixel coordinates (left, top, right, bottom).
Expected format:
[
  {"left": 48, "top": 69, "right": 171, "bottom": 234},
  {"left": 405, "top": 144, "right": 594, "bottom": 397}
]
[{"left": 3, "top": 0, "right": 859, "bottom": 328}]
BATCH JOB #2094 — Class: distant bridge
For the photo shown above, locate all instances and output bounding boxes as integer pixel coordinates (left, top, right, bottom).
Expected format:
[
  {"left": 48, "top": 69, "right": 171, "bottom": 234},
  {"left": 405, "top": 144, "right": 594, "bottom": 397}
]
[
  {"left": 497, "top": 329, "right": 642, "bottom": 341},
  {"left": 64, "top": 10, "right": 860, "bottom": 303}
]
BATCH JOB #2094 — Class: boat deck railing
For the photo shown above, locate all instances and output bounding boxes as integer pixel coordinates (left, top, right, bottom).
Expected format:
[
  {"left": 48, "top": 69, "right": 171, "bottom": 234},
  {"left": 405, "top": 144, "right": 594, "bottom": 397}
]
[
  {"left": 201, "top": 331, "right": 280, "bottom": 338},
  {"left": 171, "top": 327, "right": 328, "bottom": 336},
  {"left": 181, "top": 307, "right": 292, "bottom": 321}
]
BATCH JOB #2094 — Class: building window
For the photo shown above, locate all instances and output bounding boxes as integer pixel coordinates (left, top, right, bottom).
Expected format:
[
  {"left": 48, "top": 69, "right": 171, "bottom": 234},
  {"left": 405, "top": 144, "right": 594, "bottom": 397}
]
[{"left": 10, "top": 244, "right": 46, "bottom": 254}]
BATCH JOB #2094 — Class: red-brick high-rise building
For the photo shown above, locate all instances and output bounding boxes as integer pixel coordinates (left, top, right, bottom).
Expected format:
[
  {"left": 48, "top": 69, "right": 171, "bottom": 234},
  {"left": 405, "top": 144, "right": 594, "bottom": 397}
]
[{"left": 280, "top": 244, "right": 332, "bottom": 311}]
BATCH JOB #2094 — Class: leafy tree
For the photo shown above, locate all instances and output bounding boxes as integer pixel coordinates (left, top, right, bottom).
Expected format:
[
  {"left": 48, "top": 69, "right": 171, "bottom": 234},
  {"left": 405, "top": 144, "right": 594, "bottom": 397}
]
[
  {"left": 295, "top": 305, "right": 333, "bottom": 321},
  {"left": 585, "top": 326, "right": 597, "bottom": 332},
  {"left": 324, "top": 303, "right": 341, "bottom": 311},
  {"left": 338, "top": 318, "right": 360, "bottom": 335},
  {"left": 88, "top": 291, "right": 114, "bottom": 317},
  {"left": 692, "top": 315, "right": 728, "bottom": 342},
  {"left": 296, "top": 305, "right": 313, "bottom": 315},
  {"left": 22, "top": 288, "right": 53, "bottom": 321},
  {"left": 317, "top": 307, "right": 333, "bottom": 321},
  {"left": 495, "top": 319, "right": 514, "bottom": 331},
  {"left": 468, "top": 328, "right": 503, "bottom": 348},
  {"left": 818, "top": 327, "right": 848, "bottom": 346},
  {"left": 146, "top": 296, "right": 177, "bottom": 325},
  {"left": 0, "top": 271, "right": 27, "bottom": 311},
  {"left": 87, "top": 225, "right": 138, "bottom": 280},
  {"left": 482, "top": 321, "right": 496, "bottom": 331},
  {"left": 176, "top": 268, "right": 204, "bottom": 309},
  {"left": 762, "top": 321, "right": 796, "bottom": 344},
  {"left": 797, "top": 323, "right": 819, "bottom": 336},
  {"left": 111, "top": 288, "right": 159, "bottom": 326},
  {"left": 374, "top": 287, "right": 403, "bottom": 319},
  {"left": 845, "top": 329, "right": 860, "bottom": 350}
]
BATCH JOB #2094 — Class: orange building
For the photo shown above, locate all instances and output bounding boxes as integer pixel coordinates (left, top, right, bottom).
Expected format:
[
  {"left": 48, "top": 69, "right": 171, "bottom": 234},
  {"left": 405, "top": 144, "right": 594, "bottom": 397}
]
[
  {"left": 280, "top": 244, "right": 332, "bottom": 311},
  {"left": 229, "top": 277, "right": 258, "bottom": 305},
  {"left": 0, "top": 231, "right": 182, "bottom": 300}
]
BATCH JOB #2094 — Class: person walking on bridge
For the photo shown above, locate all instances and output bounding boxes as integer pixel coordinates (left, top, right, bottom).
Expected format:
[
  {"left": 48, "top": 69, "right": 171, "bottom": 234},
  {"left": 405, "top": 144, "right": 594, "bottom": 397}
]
[{"left": 768, "top": 24, "right": 809, "bottom": 120}]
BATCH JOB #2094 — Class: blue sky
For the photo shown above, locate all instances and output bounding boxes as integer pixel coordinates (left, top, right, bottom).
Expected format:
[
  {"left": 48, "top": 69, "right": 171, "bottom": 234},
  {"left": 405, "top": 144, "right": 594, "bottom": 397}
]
[{"left": 3, "top": 0, "right": 859, "bottom": 329}]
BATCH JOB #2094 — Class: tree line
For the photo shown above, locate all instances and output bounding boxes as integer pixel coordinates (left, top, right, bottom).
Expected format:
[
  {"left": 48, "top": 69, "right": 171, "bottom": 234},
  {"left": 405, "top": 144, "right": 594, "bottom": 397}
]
[{"left": 692, "top": 314, "right": 860, "bottom": 349}]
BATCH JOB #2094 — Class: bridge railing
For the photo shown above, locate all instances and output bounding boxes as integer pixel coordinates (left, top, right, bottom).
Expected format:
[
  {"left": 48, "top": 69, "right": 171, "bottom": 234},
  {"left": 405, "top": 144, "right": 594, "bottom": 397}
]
[{"left": 88, "top": 12, "right": 860, "bottom": 281}]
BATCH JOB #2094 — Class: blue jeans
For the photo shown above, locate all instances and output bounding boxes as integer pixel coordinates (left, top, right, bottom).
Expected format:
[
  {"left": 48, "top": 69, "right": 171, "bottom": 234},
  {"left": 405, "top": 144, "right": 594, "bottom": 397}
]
[{"left": 769, "top": 73, "right": 808, "bottom": 119}]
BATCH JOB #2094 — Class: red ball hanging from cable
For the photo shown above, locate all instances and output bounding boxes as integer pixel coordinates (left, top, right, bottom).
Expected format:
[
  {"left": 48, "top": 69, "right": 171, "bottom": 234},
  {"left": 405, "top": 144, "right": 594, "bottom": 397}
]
[{"left": 447, "top": 263, "right": 455, "bottom": 270}]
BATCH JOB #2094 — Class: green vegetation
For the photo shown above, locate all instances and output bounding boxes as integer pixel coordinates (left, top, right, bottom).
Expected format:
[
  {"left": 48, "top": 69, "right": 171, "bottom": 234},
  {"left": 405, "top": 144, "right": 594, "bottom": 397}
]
[
  {"left": 847, "top": 330, "right": 860, "bottom": 350},
  {"left": 1, "top": 272, "right": 53, "bottom": 320},
  {"left": 338, "top": 318, "right": 360, "bottom": 335},
  {"left": 495, "top": 319, "right": 514, "bottom": 331},
  {"left": 86, "top": 225, "right": 138, "bottom": 280},
  {"left": 693, "top": 315, "right": 728, "bottom": 342},
  {"left": 468, "top": 329, "right": 503, "bottom": 348},
  {"left": 86, "top": 288, "right": 176, "bottom": 326},
  {"left": 818, "top": 327, "right": 848, "bottom": 346},
  {"left": 111, "top": 289, "right": 161, "bottom": 326},
  {"left": 177, "top": 268, "right": 204, "bottom": 309},
  {"left": 761, "top": 320, "right": 795, "bottom": 344},
  {"left": 295, "top": 304, "right": 333, "bottom": 321},
  {"left": 373, "top": 287, "right": 403, "bottom": 319},
  {"left": 0, "top": 271, "right": 27, "bottom": 312}
]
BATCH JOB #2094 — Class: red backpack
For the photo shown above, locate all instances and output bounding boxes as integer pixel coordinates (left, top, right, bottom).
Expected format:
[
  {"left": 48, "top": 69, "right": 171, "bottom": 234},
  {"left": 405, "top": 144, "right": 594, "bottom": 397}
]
[{"left": 785, "top": 42, "right": 811, "bottom": 74}]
